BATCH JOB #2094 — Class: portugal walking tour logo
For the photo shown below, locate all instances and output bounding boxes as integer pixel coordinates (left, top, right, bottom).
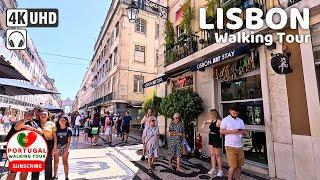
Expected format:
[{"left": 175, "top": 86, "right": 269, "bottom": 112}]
[{"left": 6, "top": 130, "right": 48, "bottom": 172}]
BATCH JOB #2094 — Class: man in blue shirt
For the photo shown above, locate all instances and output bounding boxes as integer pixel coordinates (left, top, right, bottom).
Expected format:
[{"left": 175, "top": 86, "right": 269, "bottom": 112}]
[{"left": 121, "top": 111, "right": 132, "bottom": 143}]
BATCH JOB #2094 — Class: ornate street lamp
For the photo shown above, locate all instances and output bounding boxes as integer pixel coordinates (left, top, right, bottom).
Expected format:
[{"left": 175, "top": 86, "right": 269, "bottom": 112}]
[{"left": 127, "top": 1, "right": 139, "bottom": 23}]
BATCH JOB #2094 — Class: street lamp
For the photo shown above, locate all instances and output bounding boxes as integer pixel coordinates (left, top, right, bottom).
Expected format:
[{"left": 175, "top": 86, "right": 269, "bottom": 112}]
[{"left": 127, "top": 1, "right": 139, "bottom": 23}]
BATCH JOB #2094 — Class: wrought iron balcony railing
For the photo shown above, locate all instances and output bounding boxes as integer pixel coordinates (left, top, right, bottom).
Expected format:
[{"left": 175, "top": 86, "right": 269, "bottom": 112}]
[{"left": 164, "top": 0, "right": 267, "bottom": 66}]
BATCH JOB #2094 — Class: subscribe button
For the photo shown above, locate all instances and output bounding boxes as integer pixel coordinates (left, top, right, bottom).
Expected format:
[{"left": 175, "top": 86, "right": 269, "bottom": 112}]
[{"left": 9, "top": 160, "right": 45, "bottom": 172}]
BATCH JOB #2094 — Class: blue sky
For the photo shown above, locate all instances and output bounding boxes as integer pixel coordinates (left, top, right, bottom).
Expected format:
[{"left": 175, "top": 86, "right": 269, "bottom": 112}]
[{"left": 18, "top": 0, "right": 111, "bottom": 100}]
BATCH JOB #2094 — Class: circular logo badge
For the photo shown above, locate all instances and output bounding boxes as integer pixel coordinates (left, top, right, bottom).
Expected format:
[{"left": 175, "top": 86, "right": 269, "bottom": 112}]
[{"left": 6, "top": 130, "right": 48, "bottom": 172}]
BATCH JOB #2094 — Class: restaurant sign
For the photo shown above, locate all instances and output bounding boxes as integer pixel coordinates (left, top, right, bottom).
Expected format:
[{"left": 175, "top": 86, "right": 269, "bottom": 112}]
[
  {"left": 190, "top": 45, "right": 250, "bottom": 72},
  {"left": 143, "top": 75, "right": 168, "bottom": 88}
]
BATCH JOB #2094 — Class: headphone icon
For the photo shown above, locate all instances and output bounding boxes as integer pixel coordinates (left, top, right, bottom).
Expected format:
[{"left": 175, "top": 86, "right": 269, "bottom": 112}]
[{"left": 8, "top": 31, "right": 25, "bottom": 48}]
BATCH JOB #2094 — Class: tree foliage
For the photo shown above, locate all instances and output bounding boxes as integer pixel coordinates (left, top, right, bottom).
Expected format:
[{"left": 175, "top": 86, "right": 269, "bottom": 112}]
[
  {"left": 164, "top": 20, "right": 175, "bottom": 48},
  {"left": 181, "top": 0, "right": 195, "bottom": 36},
  {"left": 160, "top": 88, "right": 203, "bottom": 124},
  {"left": 142, "top": 93, "right": 163, "bottom": 116}
]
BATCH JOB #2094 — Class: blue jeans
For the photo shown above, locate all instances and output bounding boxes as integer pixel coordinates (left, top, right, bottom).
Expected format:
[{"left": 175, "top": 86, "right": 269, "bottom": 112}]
[{"left": 74, "top": 125, "right": 80, "bottom": 136}]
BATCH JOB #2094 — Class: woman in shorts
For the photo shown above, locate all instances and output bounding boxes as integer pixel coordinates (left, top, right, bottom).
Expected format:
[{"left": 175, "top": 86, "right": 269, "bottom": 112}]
[
  {"left": 201, "top": 109, "right": 223, "bottom": 177},
  {"left": 91, "top": 113, "right": 100, "bottom": 146},
  {"left": 53, "top": 116, "right": 72, "bottom": 180}
]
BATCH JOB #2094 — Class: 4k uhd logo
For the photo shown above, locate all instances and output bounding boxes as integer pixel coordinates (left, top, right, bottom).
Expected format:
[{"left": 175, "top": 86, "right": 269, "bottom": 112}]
[{"left": 6, "top": 9, "right": 59, "bottom": 27}]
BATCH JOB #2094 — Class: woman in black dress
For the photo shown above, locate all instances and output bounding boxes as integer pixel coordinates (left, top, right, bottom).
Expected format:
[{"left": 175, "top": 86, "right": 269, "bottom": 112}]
[{"left": 202, "top": 109, "right": 223, "bottom": 177}]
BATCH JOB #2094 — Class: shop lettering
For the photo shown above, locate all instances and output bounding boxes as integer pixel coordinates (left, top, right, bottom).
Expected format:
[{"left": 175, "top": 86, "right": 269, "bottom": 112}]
[
  {"left": 200, "top": 8, "right": 309, "bottom": 30},
  {"left": 214, "top": 56, "right": 257, "bottom": 81},
  {"left": 221, "top": 51, "right": 235, "bottom": 60},
  {"left": 7, "top": 148, "right": 47, "bottom": 154}
]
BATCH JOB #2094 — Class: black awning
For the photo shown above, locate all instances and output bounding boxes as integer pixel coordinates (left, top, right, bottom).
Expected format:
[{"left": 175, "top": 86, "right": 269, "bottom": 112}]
[
  {"left": 190, "top": 44, "right": 250, "bottom": 72},
  {"left": 143, "top": 74, "right": 168, "bottom": 89}
]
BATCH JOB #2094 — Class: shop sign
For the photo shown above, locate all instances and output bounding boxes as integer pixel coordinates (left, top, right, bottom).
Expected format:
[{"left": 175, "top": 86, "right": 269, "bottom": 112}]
[
  {"left": 271, "top": 53, "right": 293, "bottom": 74},
  {"left": 213, "top": 55, "right": 257, "bottom": 81},
  {"left": 190, "top": 45, "right": 250, "bottom": 72},
  {"left": 143, "top": 75, "right": 168, "bottom": 88}
]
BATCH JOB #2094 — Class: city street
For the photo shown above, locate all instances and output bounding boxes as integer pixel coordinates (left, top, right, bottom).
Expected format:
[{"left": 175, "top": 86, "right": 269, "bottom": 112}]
[{"left": 0, "top": 126, "right": 264, "bottom": 180}]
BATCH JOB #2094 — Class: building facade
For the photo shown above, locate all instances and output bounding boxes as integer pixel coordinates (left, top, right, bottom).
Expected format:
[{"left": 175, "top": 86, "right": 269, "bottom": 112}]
[
  {"left": 143, "top": 0, "right": 320, "bottom": 179},
  {"left": 0, "top": 0, "right": 61, "bottom": 118},
  {"left": 76, "top": 0, "right": 160, "bottom": 123}
]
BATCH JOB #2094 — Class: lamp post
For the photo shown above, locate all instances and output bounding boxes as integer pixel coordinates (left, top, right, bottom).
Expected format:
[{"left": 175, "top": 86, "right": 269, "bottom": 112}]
[
  {"left": 127, "top": 1, "right": 139, "bottom": 23},
  {"left": 125, "top": 0, "right": 168, "bottom": 23}
]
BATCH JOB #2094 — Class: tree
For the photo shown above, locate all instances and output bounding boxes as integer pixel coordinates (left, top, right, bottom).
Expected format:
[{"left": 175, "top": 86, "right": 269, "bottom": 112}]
[
  {"left": 142, "top": 92, "right": 163, "bottom": 117},
  {"left": 160, "top": 88, "right": 204, "bottom": 149},
  {"left": 160, "top": 88, "right": 203, "bottom": 125}
]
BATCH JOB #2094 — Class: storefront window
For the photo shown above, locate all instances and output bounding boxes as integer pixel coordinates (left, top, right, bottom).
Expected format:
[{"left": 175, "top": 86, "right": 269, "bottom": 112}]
[
  {"left": 311, "top": 23, "right": 320, "bottom": 101},
  {"left": 220, "top": 73, "right": 267, "bottom": 165},
  {"left": 221, "top": 74, "right": 262, "bottom": 101}
]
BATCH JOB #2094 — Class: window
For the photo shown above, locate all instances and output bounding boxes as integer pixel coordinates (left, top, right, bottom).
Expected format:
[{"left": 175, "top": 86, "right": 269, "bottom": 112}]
[
  {"left": 155, "top": 49, "right": 159, "bottom": 68},
  {"left": 136, "top": 18, "right": 146, "bottom": 33},
  {"left": 134, "top": 45, "right": 145, "bottom": 63},
  {"left": 112, "top": 76, "right": 117, "bottom": 92},
  {"left": 155, "top": 23, "right": 159, "bottom": 39},
  {"left": 133, "top": 75, "right": 144, "bottom": 93},
  {"left": 115, "top": 22, "right": 120, "bottom": 37},
  {"left": 109, "top": 54, "right": 113, "bottom": 70},
  {"left": 108, "top": 80, "right": 112, "bottom": 93},
  {"left": 114, "top": 48, "right": 118, "bottom": 65},
  {"left": 311, "top": 23, "right": 320, "bottom": 101}
]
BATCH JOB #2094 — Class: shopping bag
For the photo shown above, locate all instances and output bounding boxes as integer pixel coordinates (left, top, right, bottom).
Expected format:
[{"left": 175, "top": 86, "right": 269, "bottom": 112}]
[
  {"left": 91, "top": 127, "right": 99, "bottom": 135},
  {"left": 183, "top": 138, "right": 192, "bottom": 153}
]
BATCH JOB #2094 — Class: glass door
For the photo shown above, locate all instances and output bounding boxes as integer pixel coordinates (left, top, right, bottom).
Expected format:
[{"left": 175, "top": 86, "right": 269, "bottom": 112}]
[{"left": 219, "top": 73, "right": 268, "bottom": 165}]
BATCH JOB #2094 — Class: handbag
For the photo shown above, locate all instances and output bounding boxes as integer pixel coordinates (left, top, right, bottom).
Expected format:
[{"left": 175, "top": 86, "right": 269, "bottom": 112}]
[{"left": 91, "top": 127, "right": 99, "bottom": 135}]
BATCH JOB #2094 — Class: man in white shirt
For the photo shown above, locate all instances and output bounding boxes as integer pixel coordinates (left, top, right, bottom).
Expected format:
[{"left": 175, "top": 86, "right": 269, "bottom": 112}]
[
  {"left": 75, "top": 111, "right": 82, "bottom": 136},
  {"left": 220, "top": 105, "right": 245, "bottom": 180}
]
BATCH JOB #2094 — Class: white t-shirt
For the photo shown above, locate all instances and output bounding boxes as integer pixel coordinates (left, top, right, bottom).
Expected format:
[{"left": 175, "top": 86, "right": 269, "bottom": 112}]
[
  {"left": 75, "top": 115, "right": 82, "bottom": 126},
  {"left": 3, "top": 115, "right": 11, "bottom": 124},
  {"left": 221, "top": 115, "right": 245, "bottom": 148}
]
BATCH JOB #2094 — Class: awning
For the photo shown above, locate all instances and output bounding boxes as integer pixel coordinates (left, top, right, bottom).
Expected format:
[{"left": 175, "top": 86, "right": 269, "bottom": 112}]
[
  {"left": 190, "top": 44, "right": 250, "bottom": 71},
  {"left": 143, "top": 74, "right": 168, "bottom": 89},
  {"left": 0, "top": 56, "right": 29, "bottom": 81},
  {"left": 0, "top": 78, "right": 59, "bottom": 96}
]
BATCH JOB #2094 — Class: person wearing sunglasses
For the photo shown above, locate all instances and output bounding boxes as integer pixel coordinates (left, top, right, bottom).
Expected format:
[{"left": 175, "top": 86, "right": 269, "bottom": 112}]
[
  {"left": 39, "top": 109, "right": 58, "bottom": 180},
  {"left": 142, "top": 116, "right": 159, "bottom": 173},
  {"left": 168, "top": 113, "right": 185, "bottom": 173}
]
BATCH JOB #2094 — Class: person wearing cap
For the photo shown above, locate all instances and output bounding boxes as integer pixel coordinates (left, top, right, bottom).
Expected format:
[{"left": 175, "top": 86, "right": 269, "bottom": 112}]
[{"left": 220, "top": 105, "right": 245, "bottom": 180}]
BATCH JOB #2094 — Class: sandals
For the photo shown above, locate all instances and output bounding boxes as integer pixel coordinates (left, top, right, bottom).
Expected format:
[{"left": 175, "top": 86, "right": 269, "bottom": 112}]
[{"left": 148, "top": 168, "right": 153, "bottom": 173}]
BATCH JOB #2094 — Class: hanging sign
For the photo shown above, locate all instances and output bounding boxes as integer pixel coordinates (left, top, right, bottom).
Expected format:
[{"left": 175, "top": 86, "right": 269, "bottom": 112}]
[{"left": 271, "top": 53, "right": 293, "bottom": 75}]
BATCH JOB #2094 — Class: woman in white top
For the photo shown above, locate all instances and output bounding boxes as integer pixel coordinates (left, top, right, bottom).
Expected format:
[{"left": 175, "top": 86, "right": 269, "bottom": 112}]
[{"left": 2, "top": 111, "right": 11, "bottom": 133}]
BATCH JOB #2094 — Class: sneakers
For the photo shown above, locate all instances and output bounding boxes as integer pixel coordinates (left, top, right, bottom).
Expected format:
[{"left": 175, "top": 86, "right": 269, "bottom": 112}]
[
  {"left": 207, "top": 168, "right": 216, "bottom": 175},
  {"left": 52, "top": 177, "right": 58, "bottom": 180},
  {"left": 217, "top": 170, "right": 223, "bottom": 177}
]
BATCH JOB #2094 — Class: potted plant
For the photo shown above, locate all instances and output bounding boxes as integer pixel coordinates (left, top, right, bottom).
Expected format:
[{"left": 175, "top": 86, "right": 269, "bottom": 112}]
[
  {"left": 164, "top": 20, "right": 175, "bottom": 50},
  {"left": 181, "top": 0, "right": 195, "bottom": 37}
]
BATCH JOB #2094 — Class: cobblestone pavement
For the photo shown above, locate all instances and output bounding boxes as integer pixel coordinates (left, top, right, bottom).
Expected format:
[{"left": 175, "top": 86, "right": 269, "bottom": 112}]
[{"left": 0, "top": 128, "right": 267, "bottom": 180}]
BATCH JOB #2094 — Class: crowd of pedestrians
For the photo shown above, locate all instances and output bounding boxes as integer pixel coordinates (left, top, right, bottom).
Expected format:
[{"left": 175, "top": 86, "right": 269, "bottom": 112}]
[
  {"left": 4, "top": 107, "right": 72, "bottom": 180},
  {"left": 1, "top": 104, "right": 246, "bottom": 180},
  {"left": 139, "top": 105, "right": 245, "bottom": 180}
]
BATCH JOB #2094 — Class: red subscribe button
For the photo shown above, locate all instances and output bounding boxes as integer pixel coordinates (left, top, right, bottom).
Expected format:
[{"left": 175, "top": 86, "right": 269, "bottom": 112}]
[{"left": 9, "top": 161, "right": 45, "bottom": 172}]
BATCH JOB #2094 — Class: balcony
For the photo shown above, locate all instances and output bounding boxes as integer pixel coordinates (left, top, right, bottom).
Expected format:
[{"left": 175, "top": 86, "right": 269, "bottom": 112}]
[
  {"left": 83, "top": 92, "right": 115, "bottom": 109},
  {"left": 164, "top": 0, "right": 267, "bottom": 66}
]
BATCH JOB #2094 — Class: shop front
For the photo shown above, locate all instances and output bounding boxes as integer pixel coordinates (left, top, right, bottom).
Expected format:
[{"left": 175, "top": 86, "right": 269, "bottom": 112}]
[{"left": 213, "top": 52, "right": 267, "bottom": 165}]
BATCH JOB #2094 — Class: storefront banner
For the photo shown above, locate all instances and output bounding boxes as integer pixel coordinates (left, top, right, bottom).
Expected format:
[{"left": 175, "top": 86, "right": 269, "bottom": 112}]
[
  {"left": 143, "top": 75, "right": 168, "bottom": 88},
  {"left": 190, "top": 45, "right": 250, "bottom": 71}
]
